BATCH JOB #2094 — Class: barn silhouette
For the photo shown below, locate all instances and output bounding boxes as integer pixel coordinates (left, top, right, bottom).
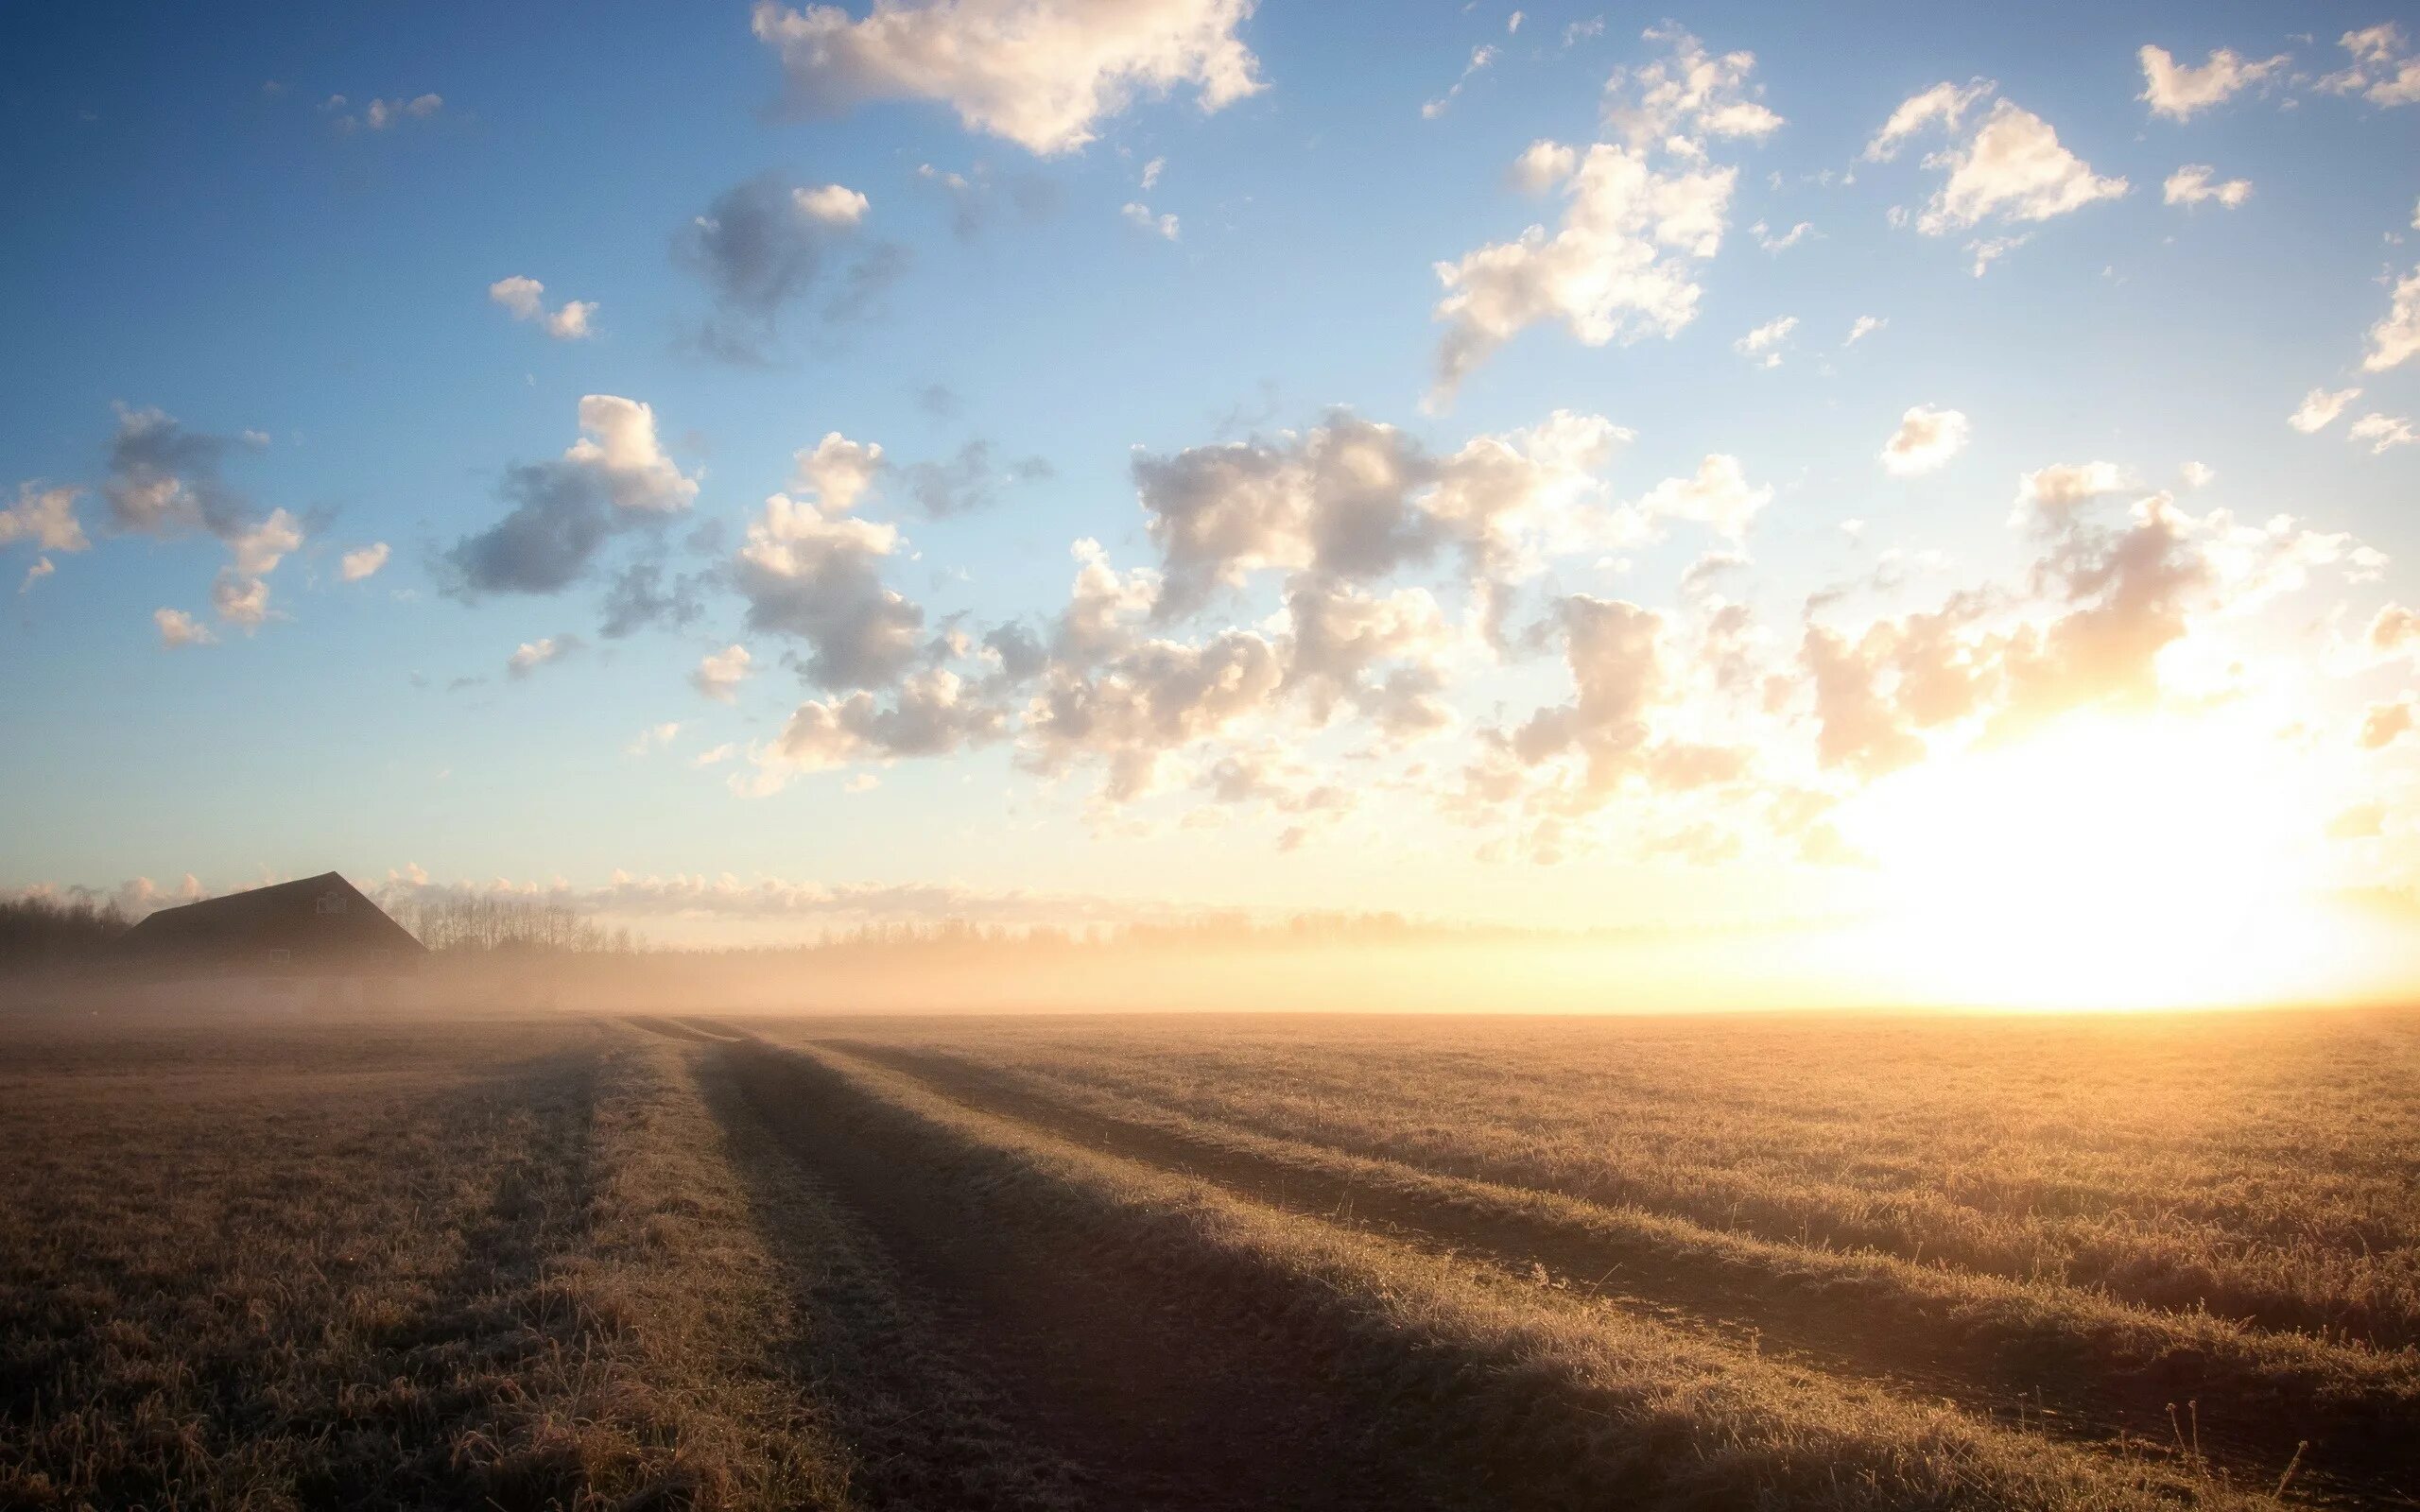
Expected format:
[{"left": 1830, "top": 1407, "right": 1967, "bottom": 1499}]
[{"left": 115, "top": 872, "right": 425, "bottom": 990}]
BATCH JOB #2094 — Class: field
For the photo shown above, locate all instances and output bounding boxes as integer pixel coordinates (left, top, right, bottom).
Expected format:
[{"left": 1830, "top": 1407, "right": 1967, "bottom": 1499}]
[{"left": 3, "top": 1004, "right": 2416, "bottom": 1509}]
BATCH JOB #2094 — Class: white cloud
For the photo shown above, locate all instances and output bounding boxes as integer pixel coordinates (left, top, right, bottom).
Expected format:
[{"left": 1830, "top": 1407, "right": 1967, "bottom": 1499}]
[
  {"left": 1880, "top": 405, "right": 1972, "bottom": 475},
  {"left": 1862, "top": 79, "right": 1991, "bottom": 162},
  {"left": 543, "top": 301, "right": 596, "bottom": 340},
  {"left": 2013, "top": 460, "right": 2130, "bottom": 525},
  {"left": 0, "top": 483, "right": 88, "bottom": 552},
  {"left": 565, "top": 395, "right": 700, "bottom": 513},
  {"left": 791, "top": 431, "right": 886, "bottom": 510},
  {"left": 1510, "top": 139, "right": 1578, "bottom": 193},
  {"left": 1508, "top": 10, "right": 1523, "bottom": 35},
  {"left": 2349, "top": 412, "right": 2416, "bottom": 453},
  {"left": 155, "top": 608, "right": 215, "bottom": 647},
  {"left": 735, "top": 448, "right": 925, "bottom": 690},
  {"left": 211, "top": 570, "right": 271, "bottom": 628},
  {"left": 343, "top": 93, "right": 442, "bottom": 132},
  {"left": 2137, "top": 44, "right": 2286, "bottom": 120},
  {"left": 1965, "top": 233, "right": 2031, "bottom": 277},
  {"left": 508, "top": 636, "right": 573, "bottom": 678},
  {"left": 338, "top": 542, "right": 390, "bottom": 582},
  {"left": 750, "top": 0, "right": 1264, "bottom": 155},
  {"left": 1752, "top": 219, "right": 1811, "bottom": 252},
  {"left": 1845, "top": 315, "right": 1885, "bottom": 346},
  {"left": 1871, "top": 86, "right": 2125, "bottom": 239},
  {"left": 1121, "top": 201, "right": 1181, "bottom": 239},
  {"left": 1600, "top": 24, "right": 1784, "bottom": 146},
  {"left": 1621, "top": 454, "right": 1771, "bottom": 541},
  {"left": 2163, "top": 164, "right": 2251, "bottom": 209},
  {"left": 694, "top": 644, "right": 755, "bottom": 702},
  {"left": 227, "top": 507, "right": 302, "bottom": 577},
  {"left": 1422, "top": 43, "right": 1498, "bottom": 119},
  {"left": 1432, "top": 142, "right": 1736, "bottom": 402},
  {"left": 1428, "top": 26, "right": 1768, "bottom": 404},
  {"left": 794, "top": 182, "right": 871, "bottom": 225},
  {"left": 749, "top": 667, "right": 1006, "bottom": 792},
  {"left": 1733, "top": 315, "right": 1797, "bottom": 367},
  {"left": 2322, "top": 24, "right": 2420, "bottom": 107},
  {"left": 2363, "top": 267, "right": 2420, "bottom": 371},
  {"left": 1141, "top": 155, "right": 1165, "bottom": 189},
  {"left": 2180, "top": 460, "right": 2217, "bottom": 490},
  {"left": 18, "top": 557, "right": 54, "bottom": 593},
  {"left": 2290, "top": 386, "right": 2361, "bottom": 433},
  {"left": 693, "top": 742, "right": 738, "bottom": 768},
  {"left": 627, "top": 722, "right": 681, "bottom": 755}
]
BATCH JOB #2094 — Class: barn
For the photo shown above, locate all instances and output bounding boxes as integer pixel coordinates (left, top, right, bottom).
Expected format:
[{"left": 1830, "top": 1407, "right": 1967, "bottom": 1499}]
[{"left": 114, "top": 872, "right": 426, "bottom": 1000}]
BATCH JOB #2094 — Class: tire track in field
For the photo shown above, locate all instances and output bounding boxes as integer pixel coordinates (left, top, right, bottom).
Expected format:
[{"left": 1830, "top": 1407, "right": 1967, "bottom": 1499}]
[
  {"left": 711, "top": 1040, "right": 1532, "bottom": 1512},
  {"left": 821, "top": 1040, "right": 2417, "bottom": 1511}
]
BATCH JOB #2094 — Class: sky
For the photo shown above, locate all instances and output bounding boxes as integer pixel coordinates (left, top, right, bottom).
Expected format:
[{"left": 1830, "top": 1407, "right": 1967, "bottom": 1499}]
[{"left": 4, "top": 0, "right": 2419, "bottom": 1007}]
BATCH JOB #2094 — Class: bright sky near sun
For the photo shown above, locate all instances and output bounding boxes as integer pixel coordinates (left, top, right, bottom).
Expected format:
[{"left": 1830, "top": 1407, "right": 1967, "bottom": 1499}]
[{"left": 5, "top": 1, "right": 2419, "bottom": 1005}]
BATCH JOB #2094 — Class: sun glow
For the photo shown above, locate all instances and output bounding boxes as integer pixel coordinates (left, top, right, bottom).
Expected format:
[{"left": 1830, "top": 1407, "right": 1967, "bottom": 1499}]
[{"left": 1840, "top": 711, "right": 2376, "bottom": 1010}]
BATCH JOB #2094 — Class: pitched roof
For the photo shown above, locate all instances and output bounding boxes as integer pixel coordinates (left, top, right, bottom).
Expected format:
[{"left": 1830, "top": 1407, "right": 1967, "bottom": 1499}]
[{"left": 115, "top": 871, "right": 426, "bottom": 961}]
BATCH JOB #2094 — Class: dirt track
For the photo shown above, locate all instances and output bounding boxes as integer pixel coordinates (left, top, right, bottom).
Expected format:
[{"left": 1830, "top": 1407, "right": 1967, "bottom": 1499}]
[
  {"left": 792, "top": 1036, "right": 2416, "bottom": 1511},
  {"left": 702, "top": 1035, "right": 1492, "bottom": 1511}
]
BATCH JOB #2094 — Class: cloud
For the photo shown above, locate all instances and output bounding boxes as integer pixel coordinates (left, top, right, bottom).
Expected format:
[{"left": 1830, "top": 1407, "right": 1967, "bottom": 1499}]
[
  {"left": 1428, "top": 26, "right": 1767, "bottom": 402},
  {"left": 444, "top": 396, "right": 699, "bottom": 596},
  {"left": 2322, "top": 24, "right": 2420, "bottom": 107},
  {"left": 2290, "top": 386, "right": 2361, "bottom": 433},
  {"left": 0, "top": 483, "right": 88, "bottom": 553},
  {"left": 596, "top": 560, "right": 710, "bottom": 639},
  {"left": 733, "top": 435, "right": 925, "bottom": 690},
  {"left": 2162, "top": 164, "right": 2251, "bottom": 209},
  {"left": 1845, "top": 315, "right": 1886, "bottom": 346},
  {"left": 912, "top": 162, "right": 1063, "bottom": 239},
  {"left": 18, "top": 558, "right": 54, "bottom": 593},
  {"left": 2137, "top": 44, "right": 2287, "bottom": 120},
  {"left": 694, "top": 644, "right": 754, "bottom": 702},
  {"left": 1880, "top": 405, "right": 1972, "bottom": 475},
  {"left": 338, "top": 542, "right": 391, "bottom": 582},
  {"left": 507, "top": 635, "right": 578, "bottom": 679},
  {"left": 1871, "top": 87, "right": 2125, "bottom": 236},
  {"left": 2348, "top": 413, "right": 2416, "bottom": 453},
  {"left": 1733, "top": 314, "right": 1797, "bottom": 367},
  {"left": 2360, "top": 696, "right": 2415, "bottom": 750},
  {"left": 677, "top": 175, "right": 905, "bottom": 360},
  {"left": 1422, "top": 43, "right": 1498, "bottom": 119},
  {"left": 1963, "top": 233, "right": 2031, "bottom": 277},
  {"left": 1141, "top": 156, "right": 1165, "bottom": 189},
  {"left": 627, "top": 722, "right": 682, "bottom": 755},
  {"left": 154, "top": 607, "right": 215, "bottom": 647},
  {"left": 1599, "top": 23, "right": 1784, "bottom": 146},
  {"left": 1862, "top": 78, "right": 1992, "bottom": 162},
  {"left": 1120, "top": 201, "right": 1181, "bottom": 239},
  {"left": 332, "top": 93, "right": 442, "bottom": 132},
  {"left": 488, "top": 276, "right": 596, "bottom": 340},
  {"left": 102, "top": 404, "right": 253, "bottom": 538},
  {"left": 226, "top": 507, "right": 302, "bottom": 577},
  {"left": 1431, "top": 142, "right": 1736, "bottom": 402},
  {"left": 750, "top": 0, "right": 1264, "bottom": 155},
  {"left": 1752, "top": 219, "right": 1811, "bottom": 252},
  {"left": 1019, "top": 627, "right": 1286, "bottom": 801},
  {"left": 1623, "top": 454, "right": 1771, "bottom": 541},
  {"left": 211, "top": 569, "right": 272, "bottom": 628},
  {"left": 1510, "top": 139, "right": 1579, "bottom": 193},
  {"left": 795, "top": 183, "right": 870, "bottom": 225},
  {"left": 746, "top": 667, "right": 1007, "bottom": 793},
  {"left": 693, "top": 742, "right": 738, "bottom": 767},
  {"left": 2362, "top": 267, "right": 2420, "bottom": 371},
  {"left": 902, "top": 439, "right": 1053, "bottom": 516}
]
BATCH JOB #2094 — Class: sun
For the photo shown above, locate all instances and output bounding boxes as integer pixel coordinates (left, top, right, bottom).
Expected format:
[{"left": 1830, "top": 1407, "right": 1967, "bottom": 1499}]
[{"left": 1837, "top": 709, "right": 2370, "bottom": 1011}]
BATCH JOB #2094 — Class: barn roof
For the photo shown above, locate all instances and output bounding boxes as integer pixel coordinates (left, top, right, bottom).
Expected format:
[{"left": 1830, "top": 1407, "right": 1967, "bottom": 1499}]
[{"left": 114, "top": 871, "right": 426, "bottom": 962}]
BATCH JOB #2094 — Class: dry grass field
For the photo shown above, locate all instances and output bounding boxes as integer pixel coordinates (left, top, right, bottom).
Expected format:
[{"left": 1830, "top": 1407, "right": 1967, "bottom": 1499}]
[{"left": 4, "top": 1002, "right": 2415, "bottom": 1509}]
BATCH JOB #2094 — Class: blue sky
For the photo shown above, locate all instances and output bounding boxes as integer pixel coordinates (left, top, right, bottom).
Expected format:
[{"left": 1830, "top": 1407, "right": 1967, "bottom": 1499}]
[{"left": 4, "top": 1, "right": 2418, "bottom": 996}]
